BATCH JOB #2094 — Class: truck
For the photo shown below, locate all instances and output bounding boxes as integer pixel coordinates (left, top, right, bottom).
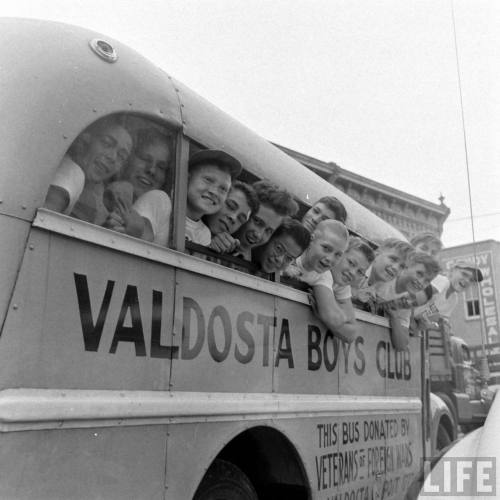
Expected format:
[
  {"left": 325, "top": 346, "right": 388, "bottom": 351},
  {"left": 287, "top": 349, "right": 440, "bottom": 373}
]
[
  {"left": 0, "top": 17, "right": 453, "bottom": 499},
  {"left": 427, "top": 319, "right": 494, "bottom": 441}
]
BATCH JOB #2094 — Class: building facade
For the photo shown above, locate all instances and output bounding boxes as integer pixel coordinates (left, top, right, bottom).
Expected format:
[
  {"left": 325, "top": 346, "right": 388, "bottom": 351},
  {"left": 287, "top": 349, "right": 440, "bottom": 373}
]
[
  {"left": 277, "top": 144, "right": 450, "bottom": 240},
  {"left": 439, "top": 240, "right": 500, "bottom": 348}
]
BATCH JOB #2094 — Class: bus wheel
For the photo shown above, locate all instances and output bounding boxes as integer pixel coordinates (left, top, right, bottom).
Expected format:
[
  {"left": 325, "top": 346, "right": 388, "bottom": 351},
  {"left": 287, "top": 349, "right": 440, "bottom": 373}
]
[
  {"left": 193, "top": 459, "right": 258, "bottom": 500},
  {"left": 436, "top": 423, "right": 451, "bottom": 451}
]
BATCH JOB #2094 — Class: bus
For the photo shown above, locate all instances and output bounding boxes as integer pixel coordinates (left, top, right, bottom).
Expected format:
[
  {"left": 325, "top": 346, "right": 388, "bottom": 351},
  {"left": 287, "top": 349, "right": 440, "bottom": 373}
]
[{"left": 0, "top": 17, "right": 445, "bottom": 499}]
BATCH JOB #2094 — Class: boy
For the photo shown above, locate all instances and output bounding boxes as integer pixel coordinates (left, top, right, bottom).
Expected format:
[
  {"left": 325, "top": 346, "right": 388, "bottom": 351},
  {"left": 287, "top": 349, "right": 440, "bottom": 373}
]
[
  {"left": 105, "top": 127, "right": 172, "bottom": 245},
  {"left": 376, "top": 252, "right": 440, "bottom": 351},
  {"left": 252, "top": 218, "right": 311, "bottom": 274},
  {"left": 45, "top": 115, "right": 133, "bottom": 223},
  {"left": 205, "top": 181, "right": 260, "bottom": 253},
  {"left": 410, "top": 232, "right": 443, "bottom": 258},
  {"left": 211, "top": 180, "right": 298, "bottom": 260},
  {"left": 283, "top": 220, "right": 362, "bottom": 342},
  {"left": 351, "top": 238, "right": 414, "bottom": 309},
  {"left": 301, "top": 195, "right": 347, "bottom": 232},
  {"left": 185, "top": 149, "right": 242, "bottom": 246},
  {"left": 413, "top": 260, "right": 483, "bottom": 329}
]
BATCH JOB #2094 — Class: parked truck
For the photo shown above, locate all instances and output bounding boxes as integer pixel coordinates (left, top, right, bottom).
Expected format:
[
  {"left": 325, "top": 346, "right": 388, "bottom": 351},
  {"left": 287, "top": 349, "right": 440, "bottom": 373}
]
[{"left": 427, "top": 319, "right": 494, "bottom": 440}]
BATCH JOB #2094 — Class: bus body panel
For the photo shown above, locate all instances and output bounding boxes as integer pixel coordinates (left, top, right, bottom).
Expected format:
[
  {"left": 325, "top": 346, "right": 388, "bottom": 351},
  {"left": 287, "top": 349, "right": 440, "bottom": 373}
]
[
  {"left": 0, "top": 217, "right": 31, "bottom": 330},
  {"left": 170, "top": 269, "right": 276, "bottom": 393},
  {"left": 164, "top": 411, "right": 422, "bottom": 500},
  {"left": 0, "top": 226, "right": 176, "bottom": 390},
  {"left": 0, "top": 425, "right": 168, "bottom": 500}
]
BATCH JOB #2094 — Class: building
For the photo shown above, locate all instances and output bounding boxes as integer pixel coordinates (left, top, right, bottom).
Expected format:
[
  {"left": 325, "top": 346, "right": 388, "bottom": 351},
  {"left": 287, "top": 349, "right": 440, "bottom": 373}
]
[
  {"left": 439, "top": 240, "right": 500, "bottom": 348},
  {"left": 277, "top": 144, "right": 450, "bottom": 240}
]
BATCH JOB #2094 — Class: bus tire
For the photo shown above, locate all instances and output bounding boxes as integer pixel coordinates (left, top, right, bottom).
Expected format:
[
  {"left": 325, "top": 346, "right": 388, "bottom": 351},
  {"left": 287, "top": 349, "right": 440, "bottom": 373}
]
[
  {"left": 193, "top": 459, "right": 258, "bottom": 500},
  {"left": 436, "top": 423, "right": 452, "bottom": 451}
]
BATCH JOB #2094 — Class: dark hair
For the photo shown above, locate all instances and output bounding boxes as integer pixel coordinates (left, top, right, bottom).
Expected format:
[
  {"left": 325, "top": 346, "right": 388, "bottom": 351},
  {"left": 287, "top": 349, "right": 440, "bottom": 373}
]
[
  {"left": 272, "top": 217, "right": 311, "bottom": 251},
  {"left": 316, "top": 196, "right": 347, "bottom": 223},
  {"left": 232, "top": 181, "right": 260, "bottom": 214},
  {"left": 253, "top": 180, "right": 298, "bottom": 217},
  {"left": 347, "top": 236, "right": 375, "bottom": 264},
  {"left": 69, "top": 114, "right": 132, "bottom": 161},
  {"left": 407, "top": 252, "right": 441, "bottom": 276},
  {"left": 135, "top": 127, "right": 172, "bottom": 158},
  {"left": 410, "top": 231, "right": 443, "bottom": 249},
  {"left": 188, "top": 149, "right": 241, "bottom": 180}
]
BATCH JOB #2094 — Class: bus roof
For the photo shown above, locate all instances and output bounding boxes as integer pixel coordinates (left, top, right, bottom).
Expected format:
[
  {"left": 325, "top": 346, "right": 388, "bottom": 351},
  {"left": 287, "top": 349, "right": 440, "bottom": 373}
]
[{"left": 0, "top": 17, "right": 405, "bottom": 242}]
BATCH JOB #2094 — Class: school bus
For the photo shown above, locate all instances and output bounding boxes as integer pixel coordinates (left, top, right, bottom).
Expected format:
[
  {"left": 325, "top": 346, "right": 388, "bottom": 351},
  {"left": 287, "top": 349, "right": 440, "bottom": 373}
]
[{"left": 0, "top": 17, "right": 444, "bottom": 499}]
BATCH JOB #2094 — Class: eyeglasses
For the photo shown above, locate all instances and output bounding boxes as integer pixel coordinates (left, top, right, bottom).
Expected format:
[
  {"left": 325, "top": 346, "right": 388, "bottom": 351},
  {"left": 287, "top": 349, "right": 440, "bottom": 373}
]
[{"left": 273, "top": 241, "right": 300, "bottom": 265}]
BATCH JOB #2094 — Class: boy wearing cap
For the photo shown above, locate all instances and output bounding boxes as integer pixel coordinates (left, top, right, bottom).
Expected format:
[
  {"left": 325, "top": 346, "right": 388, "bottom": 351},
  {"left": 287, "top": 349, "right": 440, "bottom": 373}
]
[
  {"left": 185, "top": 149, "right": 242, "bottom": 246},
  {"left": 410, "top": 232, "right": 443, "bottom": 258},
  {"left": 413, "top": 260, "right": 483, "bottom": 329}
]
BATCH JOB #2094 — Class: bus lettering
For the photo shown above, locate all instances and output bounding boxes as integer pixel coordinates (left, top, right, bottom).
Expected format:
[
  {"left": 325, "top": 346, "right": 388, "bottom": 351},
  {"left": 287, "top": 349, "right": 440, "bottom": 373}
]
[{"left": 376, "top": 341, "right": 411, "bottom": 380}]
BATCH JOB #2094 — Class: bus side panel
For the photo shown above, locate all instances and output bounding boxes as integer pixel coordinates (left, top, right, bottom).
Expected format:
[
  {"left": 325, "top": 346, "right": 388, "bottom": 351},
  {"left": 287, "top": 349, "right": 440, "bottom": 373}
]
[
  {"left": 0, "top": 425, "right": 167, "bottom": 500},
  {"left": 0, "top": 217, "right": 31, "bottom": 331},
  {"left": 385, "top": 336, "right": 421, "bottom": 397},
  {"left": 337, "top": 319, "right": 387, "bottom": 396},
  {"left": 0, "top": 228, "right": 49, "bottom": 388},
  {"left": 276, "top": 411, "right": 421, "bottom": 500},
  {"left": 170, "top": 270, "right": 274, "bottom": 393},
  {"left": 165, "top": 421, "right": 252, "bottom": 500},
  {"left": 273, "top": 297, "right": 339, "bottom": 395},
  {"left": 0, "top": 229, "right": 175, "bottom": 390},
  {"left": 381, "top": 411, "right": 422, "bottom": 500}
]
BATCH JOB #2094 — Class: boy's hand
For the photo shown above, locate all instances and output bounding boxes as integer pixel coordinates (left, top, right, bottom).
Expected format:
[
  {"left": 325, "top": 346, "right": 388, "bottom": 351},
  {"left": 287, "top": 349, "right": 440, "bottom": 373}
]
[
  {"left": 104, "top": 182, "right": 134, "bottom": 213},
  {"left": 356, "top": 287, "right": 377, "bottom": 304},
  {"left": 209, "top": 232, "right": 240, "bottom": 253},
  {"left": 104, "top": 210, "right": 126, "bottom": 232},
  {"left": 121, "top": 208, "right": 145, "bottom": 238},
  {"left": 308, "top": 293, "right": 318, "bottom": 315}
]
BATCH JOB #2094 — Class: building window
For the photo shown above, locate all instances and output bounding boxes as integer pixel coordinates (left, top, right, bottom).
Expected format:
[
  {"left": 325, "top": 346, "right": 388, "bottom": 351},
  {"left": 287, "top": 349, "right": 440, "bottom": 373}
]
[{"left": 466, "top": 299, "right": 480, "bottom": 319}]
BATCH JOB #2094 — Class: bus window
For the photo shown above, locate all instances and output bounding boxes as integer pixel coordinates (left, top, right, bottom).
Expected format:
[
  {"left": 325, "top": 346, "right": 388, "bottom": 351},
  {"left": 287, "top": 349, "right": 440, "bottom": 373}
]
[{"left": 44, "top": 113, "right": 177, "bottom": 247}]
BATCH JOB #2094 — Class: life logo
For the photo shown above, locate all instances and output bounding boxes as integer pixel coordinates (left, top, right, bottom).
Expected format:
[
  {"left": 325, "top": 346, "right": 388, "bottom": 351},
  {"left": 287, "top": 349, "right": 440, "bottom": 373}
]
[{"left": 421, "top": 457, "right": 496, "bottom": 496}]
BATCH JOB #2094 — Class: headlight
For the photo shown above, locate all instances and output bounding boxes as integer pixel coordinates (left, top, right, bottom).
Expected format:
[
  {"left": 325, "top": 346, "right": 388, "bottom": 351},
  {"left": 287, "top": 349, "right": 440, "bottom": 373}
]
[{"left": 480, "top": 388, "right": 495, "bottom": 402}]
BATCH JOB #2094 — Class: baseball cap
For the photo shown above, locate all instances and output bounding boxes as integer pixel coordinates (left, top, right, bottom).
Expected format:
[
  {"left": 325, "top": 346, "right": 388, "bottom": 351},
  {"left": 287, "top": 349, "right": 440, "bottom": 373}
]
[
  {"left": 454, "top": 260, "right": 483, "bottom": 282},
  {"left": 188, "top": 149, "right": 242, "bottom": 179}
]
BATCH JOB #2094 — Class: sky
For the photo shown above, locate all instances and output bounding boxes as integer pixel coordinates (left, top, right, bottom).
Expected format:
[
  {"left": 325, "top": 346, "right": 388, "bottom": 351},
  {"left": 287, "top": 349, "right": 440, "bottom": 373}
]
[{"left": 2, "top": 0, "right": 499, "bottom": 248}]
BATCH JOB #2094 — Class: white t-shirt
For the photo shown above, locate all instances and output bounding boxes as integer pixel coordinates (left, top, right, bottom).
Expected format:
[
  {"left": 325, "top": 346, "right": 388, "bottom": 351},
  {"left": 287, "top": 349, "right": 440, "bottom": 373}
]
[
  {"left": 413, "top": 274, "right": 457, "bottom": 322},
  {"left": 185, "top": 217, "right": 211, "bottom": 246},
  {"left": 375, "top": 279, "right": 411, "bottom": 328},
  {"left": 50, "top": 156, "right": 85, "bottom": 214},
  {"left": 133, "top": 190, "right": 172, "bottom": 246},
  {"left": 284, "top": 256, "right": 352, "bottom": 300}
]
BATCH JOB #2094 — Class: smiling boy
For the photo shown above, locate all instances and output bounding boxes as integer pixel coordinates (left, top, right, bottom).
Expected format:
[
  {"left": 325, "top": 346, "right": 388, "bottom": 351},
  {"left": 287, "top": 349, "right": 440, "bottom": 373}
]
[
  {"left": 253, "top": 218, "right": 311, "bottom": 274},
  {"left": 185, "top": 149, "right": 242, "bottom": 246},
  {"left": 205, "top": 181, "right": 259, "bottom": 252},
  {"left": 413, "top": 260, "right": 483, "bottom": 329},
  {"left": 352, "top": 238, "right": 414, "bottom": 308},
  {"left": 45, "top": 115, "right": 133, "bottom": 223},
  {"left": 376, "top": 252, "right": 440, "bottom": 351},
  {"left": 104, "top": 127, "right": 173, "bottom": 245},
  {"left": 230, "top": 181, "right": 298, "bottom": 260},
  {"left": 301, "top": 196, "right": 347, "bottom": 233},
  {"left": 282, "top": 220, "right": 362, "bottom": 342}
]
